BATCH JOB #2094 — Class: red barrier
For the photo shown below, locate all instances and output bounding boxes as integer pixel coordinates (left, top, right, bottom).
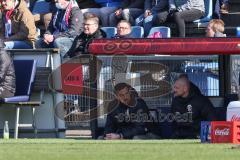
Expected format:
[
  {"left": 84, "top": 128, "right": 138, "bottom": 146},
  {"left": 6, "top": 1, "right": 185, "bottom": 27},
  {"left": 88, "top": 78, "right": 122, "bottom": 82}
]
[{"left": 89, "top": 38, "right": 240, "bottom": 55}]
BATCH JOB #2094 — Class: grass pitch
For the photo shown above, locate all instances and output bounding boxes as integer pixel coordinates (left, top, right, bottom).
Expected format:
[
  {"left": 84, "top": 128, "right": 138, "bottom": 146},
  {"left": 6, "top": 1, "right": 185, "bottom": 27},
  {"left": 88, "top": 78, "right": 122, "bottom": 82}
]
[{"left": 0, "top": 139, "right": 240, "bottom": 160}]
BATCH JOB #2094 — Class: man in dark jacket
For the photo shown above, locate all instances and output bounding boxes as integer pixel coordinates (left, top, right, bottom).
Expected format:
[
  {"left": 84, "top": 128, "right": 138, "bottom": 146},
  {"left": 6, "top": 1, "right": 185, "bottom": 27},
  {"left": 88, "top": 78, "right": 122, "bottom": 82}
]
[
  {"left": 171, "top": 74, "right": 216, "bottom": 139},
  {"left": 104, "top": 83, "right": 149, "bottom": 139},
  {"left": 37, "top": 0, "right": 83, "bottom": 58},
  {"left": 109, "top": 0, "right": 144, "bottom": 26},
  {"left": 0, "top": 39, "right": 15, "bottom": 100},
  {"left": 64, "top": 13, "right": 106, "bottom": 58}
]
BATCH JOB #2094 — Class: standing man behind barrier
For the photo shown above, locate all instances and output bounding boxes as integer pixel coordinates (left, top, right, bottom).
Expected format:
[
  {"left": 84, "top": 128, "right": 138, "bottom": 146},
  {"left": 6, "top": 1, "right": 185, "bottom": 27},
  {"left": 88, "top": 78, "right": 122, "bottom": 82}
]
[
  {"left": 0, "top": 0, "right": 37, "bottom": 49},
  {"left": 0, "top": 39, "right": 15, "bottom": 100},
  {"left": 37, "top": 0, "right": 83, "bottom": 58},
  {"left": 171, "top": 74, "right": 216, "bottom": 139}
]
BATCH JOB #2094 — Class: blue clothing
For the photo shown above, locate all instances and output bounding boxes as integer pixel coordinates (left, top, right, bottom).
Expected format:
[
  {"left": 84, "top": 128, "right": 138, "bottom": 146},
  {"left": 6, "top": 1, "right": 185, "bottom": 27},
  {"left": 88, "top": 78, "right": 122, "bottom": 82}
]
[{"left": 95, "top": 0, "right": 122, "bottom": 7}]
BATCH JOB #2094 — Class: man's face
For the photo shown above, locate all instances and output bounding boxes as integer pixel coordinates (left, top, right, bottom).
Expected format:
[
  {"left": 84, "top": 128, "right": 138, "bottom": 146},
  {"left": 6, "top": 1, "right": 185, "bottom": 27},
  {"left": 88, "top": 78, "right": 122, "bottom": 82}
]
[
  {"left": 116, "top": 87, "right": 131, "bottom": 106},
  {"left": 117, "top": 22, "right": 131, "bottom": 36},
  {"left": 173, "top": 80, "right": 186, "bottom": 97},
  {"left": 1, "top": 0, "right": 15, "bottom": 10},
  {"left": 206, "top": 24, "right": 215, "bottom": 37},
  {"left": 83, "top": 19, "right": 98, "bottom": 35}
]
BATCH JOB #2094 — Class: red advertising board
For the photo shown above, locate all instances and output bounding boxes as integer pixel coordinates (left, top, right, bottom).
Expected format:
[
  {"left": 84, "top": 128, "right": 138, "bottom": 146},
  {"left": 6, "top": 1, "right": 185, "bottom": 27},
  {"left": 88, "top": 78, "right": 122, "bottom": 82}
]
[{"left": 61, "top": 63, "right": 83, "bottom": 94}]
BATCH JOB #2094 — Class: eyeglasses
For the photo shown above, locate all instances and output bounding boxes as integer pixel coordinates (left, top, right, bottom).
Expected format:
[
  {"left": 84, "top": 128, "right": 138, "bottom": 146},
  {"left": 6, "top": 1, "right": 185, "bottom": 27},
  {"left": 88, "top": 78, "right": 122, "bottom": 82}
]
[{"left": 117, "top": 26, "right": 130, "bottom": 30}]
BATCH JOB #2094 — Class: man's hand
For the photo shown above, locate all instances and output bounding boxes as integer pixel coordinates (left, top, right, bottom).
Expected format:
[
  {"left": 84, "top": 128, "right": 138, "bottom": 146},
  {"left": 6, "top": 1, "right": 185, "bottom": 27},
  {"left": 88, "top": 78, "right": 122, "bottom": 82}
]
[
  {"left": 105, "top": 133, "right": 121, "bottom": 140},
  {"left": 43, "top": 34, "right": 54, "bottom": 44},
  {"left": 144, "top": 10, "right": 152, "bottom": 18}
]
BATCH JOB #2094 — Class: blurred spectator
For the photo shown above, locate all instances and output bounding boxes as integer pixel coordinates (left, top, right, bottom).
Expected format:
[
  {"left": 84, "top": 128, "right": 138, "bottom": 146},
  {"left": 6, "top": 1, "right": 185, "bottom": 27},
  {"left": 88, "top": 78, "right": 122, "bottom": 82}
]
[
  {"left": 206, "top": 19, "right": 226, "bottom": 37},
  {"left": 171, "top": 74, "right": 216, "bottom": 139},
  {"left": 31, "top": 0, "right": 57, "bottom": 31},
  {"left": 169, "top": 0, "right": 205, "bottom": 37},
  {"left": 0, "top": 0, "right": 37, "bottom": 49},
  {"left": 37, "top": 0, "right": 83, "bottom": 58},
  {"left": 80, "top": 0, "right": 122, "bottom": 27},
  {"left": 114, "top": 20, "right": 133, "bottom": 38},
  {"left": 136, "top": 0, "right": 168, "bottom": 36},
  {"left": 109, "top": 0, "right": 144, "bottom": 26},
  {"left": 64, "top": 13, "right": 106, "bottom": 58},
  {"left": 0, "top": 39, "right": 15, "bottom": 100},
  {"left": 213, "top": 0, "right": 229, "bottom": 19}
]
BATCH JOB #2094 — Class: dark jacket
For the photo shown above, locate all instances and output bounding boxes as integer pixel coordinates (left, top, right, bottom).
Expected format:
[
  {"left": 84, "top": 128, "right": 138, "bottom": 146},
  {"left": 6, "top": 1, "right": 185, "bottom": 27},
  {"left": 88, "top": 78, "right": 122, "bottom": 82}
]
[
  {"left": 77, "top": 0, "right": 100, "bottom": 9},
  {"left": 0, "top": 40, "right": 15, "bottom": 98},
  {"left": 171, "top": 82, "right": 216, "bottom": 139},
  {"left": 121, "top": 0, "right": 145, "bottom": 9},
  {"left": 45, "top": 5, "right": 83, "bottom": 39},
  {"left": 65, "top": 29, "right": 106, "bottom": 58},
  {"left": 104, "top": 97, "right": 149, "bottom": 139},
  {"left": 144, "top": 0, "right": 168, "bottom": 13}
]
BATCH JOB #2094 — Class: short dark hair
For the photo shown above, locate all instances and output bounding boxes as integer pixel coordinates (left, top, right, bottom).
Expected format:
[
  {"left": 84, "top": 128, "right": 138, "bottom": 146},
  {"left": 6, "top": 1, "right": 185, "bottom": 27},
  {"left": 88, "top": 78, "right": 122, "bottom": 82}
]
[{"left": 114, "top": 83, "right": 131, "bottom": 94}]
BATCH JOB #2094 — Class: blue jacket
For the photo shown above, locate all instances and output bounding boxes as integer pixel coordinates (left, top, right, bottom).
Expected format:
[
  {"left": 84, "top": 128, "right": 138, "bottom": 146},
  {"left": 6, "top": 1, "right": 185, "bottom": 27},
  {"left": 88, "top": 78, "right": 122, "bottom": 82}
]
[{"left": 95, "top": 0, "right": 122, "bottom": 7}]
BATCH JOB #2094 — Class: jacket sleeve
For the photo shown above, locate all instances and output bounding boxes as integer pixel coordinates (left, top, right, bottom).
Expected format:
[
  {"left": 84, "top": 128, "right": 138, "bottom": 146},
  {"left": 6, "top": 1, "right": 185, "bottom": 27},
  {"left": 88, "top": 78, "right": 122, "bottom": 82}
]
[
  {"left": 144, "top": 0, "right": 152, "bottom": 11},
  {"left": 0, "top": 51, "right": 11, "bottom": 83},
  {"left": 126, "top": 0, "right": 144, "bottom": 9},
  {"left": 55, "top": 7, "right": 83, "bottom": 38},
  {"left": 7, "top": 10, "right": 36, "bottom": 41},
  {"left": 201, "top": 97, "right": 217, "bottom": 121},
  {"left": 117, "top": 99, "right": 149, "bottom": 139}
]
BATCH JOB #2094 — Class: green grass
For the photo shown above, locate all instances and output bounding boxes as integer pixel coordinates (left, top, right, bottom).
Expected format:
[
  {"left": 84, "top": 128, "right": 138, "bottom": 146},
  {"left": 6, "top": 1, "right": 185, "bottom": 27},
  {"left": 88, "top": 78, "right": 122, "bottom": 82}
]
[{"left": 0, "top": 139, "right": 240, "bottom": 160}]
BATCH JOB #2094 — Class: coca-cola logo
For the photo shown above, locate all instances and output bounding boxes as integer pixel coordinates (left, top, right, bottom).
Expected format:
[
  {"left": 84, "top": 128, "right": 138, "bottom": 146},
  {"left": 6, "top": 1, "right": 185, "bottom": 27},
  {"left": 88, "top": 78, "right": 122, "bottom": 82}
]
[
  {"left": 231, "top": 115, "right": 240, "bottom": 121},
  {"left": 215, "top": 128, "right": 230, "bottom": 136}
]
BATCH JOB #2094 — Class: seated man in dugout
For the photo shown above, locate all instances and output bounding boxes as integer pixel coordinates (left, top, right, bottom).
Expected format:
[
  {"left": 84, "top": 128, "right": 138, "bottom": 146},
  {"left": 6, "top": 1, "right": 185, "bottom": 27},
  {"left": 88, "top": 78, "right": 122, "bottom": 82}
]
[
  {"left": 36, "top": 0, "right": 83, "bottom": 58},
  {"left": 102, "top": 83, "right": 159, "bottom": 140},
  {"left": 171, "top": 74, "right": 216, "bottom": 139},
  {"left": 0, "top": 39, "right": 15, "bottom": 101},
  {"left": 0, "top": 0, "right": 37, "bottom": 49}
]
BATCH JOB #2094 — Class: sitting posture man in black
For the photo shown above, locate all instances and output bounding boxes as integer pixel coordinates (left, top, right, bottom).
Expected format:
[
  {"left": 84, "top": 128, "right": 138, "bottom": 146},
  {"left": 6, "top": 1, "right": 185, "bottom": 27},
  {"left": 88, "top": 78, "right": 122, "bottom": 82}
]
[
  {"left": 171, "top": 74, "right": 216, "bottom": 139},
  {"left": 104, "top": 83, "right": 150, "bottom": 140}
]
